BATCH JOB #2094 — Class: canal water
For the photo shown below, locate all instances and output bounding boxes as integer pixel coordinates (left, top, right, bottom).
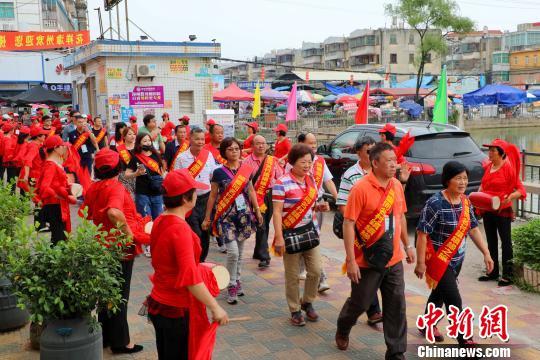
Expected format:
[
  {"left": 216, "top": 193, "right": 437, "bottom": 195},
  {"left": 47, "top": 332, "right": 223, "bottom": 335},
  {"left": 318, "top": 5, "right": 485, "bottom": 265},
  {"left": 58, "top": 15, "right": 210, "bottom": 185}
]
[{"left": 469, "top": 126, "right": 540, "bottom": 156}]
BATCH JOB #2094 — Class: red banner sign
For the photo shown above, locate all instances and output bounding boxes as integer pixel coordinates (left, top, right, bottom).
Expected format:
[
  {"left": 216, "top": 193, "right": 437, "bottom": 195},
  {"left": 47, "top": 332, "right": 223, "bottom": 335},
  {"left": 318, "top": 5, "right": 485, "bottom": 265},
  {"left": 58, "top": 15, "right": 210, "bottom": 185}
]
[{"left": 0, "top": 31, "right": 90, "bottom": 51}]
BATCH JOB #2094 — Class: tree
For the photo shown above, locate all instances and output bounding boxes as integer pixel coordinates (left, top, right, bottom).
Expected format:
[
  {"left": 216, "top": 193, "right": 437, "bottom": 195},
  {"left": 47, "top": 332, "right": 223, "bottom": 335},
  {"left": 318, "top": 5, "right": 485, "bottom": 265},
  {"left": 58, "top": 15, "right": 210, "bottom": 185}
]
[{"left": 385, "top": 0, "right": 474, "bottom": 100}]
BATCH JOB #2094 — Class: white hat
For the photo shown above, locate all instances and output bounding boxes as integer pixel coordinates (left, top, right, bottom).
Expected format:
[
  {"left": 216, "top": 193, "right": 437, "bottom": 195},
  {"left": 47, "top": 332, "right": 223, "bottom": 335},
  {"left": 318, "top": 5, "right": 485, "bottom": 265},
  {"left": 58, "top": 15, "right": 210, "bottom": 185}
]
[
  {"left": 80, "top": 114, "right": 88, "bottom": 119},
  {"left": 2, "top": 114, "right": 11, "bottom": 120}
]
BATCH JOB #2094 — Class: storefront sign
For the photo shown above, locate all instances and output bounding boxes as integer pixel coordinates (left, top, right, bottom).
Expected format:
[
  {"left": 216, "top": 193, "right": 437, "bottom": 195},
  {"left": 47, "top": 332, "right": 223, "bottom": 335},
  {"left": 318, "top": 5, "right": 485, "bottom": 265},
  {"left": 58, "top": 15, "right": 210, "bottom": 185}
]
[
  {"left": 129, "top": 86, "right": 164, "bottom": 108},
  {"left": 237, "top": 81, "right": 272, "bottom": 90},
  {"left": 121, "top": 107, "right": 135, "bottom": 122},
  {"left": 170, "top": 59, "right": 189, "bottom": 74},
  {"left": 106, "top": 68, "right": 123, "bottom": 79},
  {"left": 0, "top": 31, "right": 90, "bottom": 51},
  {"left": 41, "top": 83, "right": 72, "bottom": 92}
]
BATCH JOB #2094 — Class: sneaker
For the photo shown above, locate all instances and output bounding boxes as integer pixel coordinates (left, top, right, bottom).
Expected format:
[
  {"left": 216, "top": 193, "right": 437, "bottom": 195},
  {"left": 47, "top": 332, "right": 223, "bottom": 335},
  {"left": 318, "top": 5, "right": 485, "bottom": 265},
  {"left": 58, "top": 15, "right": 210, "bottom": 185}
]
[
  {"left": 38, "top": 226, "right": 50, "bottom": 233},
  {"left": 498, "top": 278, "right": 513, "bottom": 287},
  {"left": 227, "top": 285, "right": 238, "bottom": 305},
  {"left": 258, "top": 259, "right": 270, "bottom": 268},
  {"left": 478, "top": 274, "right": 498, "bottom": 282},
  {"left": 301, "top": 303, "right": 319, "bottom": 322},
  {"left": 420, "top": 326, "right": 444, "bottom": 342},
  {"left": 367, "top": 312, "right": 383, "bottom": 325},
  {"left": 290, "top": 311, "right": 306, "bottom": 326},
  {"left": 218, "top": 245, "right": 227, "bottom": 254},
  {"left": 318, "top": 281, "right": 330, "bottom": 293},
  {"left": 298, "top": 270, "right": 307, "bottom": 280},
  {"left": 236, "top": 280, "right": 244, "bottom": 297},
  {"left": 144, "top": 246, "right": 151, "bottom": 258}
]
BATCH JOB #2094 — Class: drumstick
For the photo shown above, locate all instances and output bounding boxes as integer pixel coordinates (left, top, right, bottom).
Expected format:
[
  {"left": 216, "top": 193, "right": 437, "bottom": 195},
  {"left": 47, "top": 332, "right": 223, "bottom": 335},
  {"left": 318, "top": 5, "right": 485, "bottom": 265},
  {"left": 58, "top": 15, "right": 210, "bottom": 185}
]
[{"left": 228, "top": 316, "right": 252, "bottom": 322}]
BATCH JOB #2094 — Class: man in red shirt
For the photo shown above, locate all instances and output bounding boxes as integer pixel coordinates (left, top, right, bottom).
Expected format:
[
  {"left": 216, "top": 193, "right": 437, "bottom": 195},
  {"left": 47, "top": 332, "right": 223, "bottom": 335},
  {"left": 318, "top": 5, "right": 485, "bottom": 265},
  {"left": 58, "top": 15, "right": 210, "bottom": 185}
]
[
  {"left": 336, "top": 142, "right": 415, "bottom": 357},
  {"left": 273, "top": 123, "right": 291, "bottom": 167}
]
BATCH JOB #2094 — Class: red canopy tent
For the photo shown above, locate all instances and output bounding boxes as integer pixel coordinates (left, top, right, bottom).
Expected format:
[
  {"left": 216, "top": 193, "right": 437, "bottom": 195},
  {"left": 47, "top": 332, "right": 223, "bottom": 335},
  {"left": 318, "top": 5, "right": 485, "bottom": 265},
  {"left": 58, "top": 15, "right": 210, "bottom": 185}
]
[{"left": 213, "top": 83, "right": 254, "bottom": 101}]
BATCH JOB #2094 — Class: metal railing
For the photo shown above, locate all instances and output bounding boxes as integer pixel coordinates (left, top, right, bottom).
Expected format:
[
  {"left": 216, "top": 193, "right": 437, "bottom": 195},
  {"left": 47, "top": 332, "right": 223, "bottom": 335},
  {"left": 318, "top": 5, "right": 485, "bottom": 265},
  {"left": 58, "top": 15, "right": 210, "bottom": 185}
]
[
  {"left": 519, "top": 151, "right": 540, "bottom": 217},
  {"left": 465, "top": 103, "right": 540, "bottom": 120}
]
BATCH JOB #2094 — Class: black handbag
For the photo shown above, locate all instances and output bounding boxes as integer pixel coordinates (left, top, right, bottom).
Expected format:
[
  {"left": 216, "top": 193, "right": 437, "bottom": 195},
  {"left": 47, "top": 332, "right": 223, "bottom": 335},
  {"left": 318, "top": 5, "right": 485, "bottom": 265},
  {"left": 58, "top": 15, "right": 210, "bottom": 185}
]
[
  {"left": 283, "top": 222, "right": 320, "bottom": 254},
  {"left": 355, "top": 211, "right": 394, "bottom": 272},
  {"left": 333, "top": 212, "right": 344, "bottom": 239}
]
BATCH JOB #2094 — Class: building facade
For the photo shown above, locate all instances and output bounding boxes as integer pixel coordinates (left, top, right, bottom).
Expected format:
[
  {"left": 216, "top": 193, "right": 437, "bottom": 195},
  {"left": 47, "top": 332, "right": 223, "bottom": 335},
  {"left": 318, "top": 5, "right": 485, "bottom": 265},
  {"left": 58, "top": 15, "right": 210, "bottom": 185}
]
[
  {"left": 509, "top": 48, "right": 540, "bottom": 88},
  {"left": 64, "top": 40, "right": 221, "bottom": 127},
  {"left": 0, "top": 0, "right": 88, "bottom": 98}
]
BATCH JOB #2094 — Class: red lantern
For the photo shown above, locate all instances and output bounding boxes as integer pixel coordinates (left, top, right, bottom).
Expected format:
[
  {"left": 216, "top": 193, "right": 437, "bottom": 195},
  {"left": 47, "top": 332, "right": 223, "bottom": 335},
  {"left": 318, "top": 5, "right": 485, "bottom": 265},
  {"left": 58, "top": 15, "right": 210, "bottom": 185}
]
[
  {"left": 261, "top": 65, "right": 265, "bottom": 82},
  {"left": 305, "top": 71, "right": 309, "bottom": 82}
]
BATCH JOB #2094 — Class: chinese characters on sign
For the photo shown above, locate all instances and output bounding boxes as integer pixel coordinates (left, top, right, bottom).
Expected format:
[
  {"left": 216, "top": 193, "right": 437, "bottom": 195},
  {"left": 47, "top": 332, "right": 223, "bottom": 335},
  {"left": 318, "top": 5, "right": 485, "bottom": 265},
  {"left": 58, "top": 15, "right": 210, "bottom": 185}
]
[
  {"left": 129, "top": 86, "right": 164, "bottom": 108},
  {"left": 106, "top": 68, "right": 123, "bottom": 79},
  {"left": 170, "top": 59, "right": 189, "bottom": 74},
  {"left": 0, "top": 31, "right": 90, "bottom": 51},
  {"left": 41, "top": 83, "right": 72, "bottom": 92},
  {"left": 417, "top": 303, "right": 509, "bottom": 344}
]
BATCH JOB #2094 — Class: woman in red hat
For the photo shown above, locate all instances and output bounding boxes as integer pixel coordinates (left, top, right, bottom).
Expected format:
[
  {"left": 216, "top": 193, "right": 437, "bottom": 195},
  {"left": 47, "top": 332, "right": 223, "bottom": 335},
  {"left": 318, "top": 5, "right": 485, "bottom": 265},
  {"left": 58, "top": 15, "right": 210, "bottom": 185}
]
[
  {"left": 159, "top": 113, "right": 174, "bottom": 143},
  {"left": 204, "top": 118, "right": 215, "bottom": 144},
  {"left": 83, "top": 148, "right": 150, "bottom": 354},
  {"left": 17, "top": 127, "right": 48, "bottom": 193},
  {"left": 273, "top": 124, "right": 291, "bottom": 167},
  {"left": 241, "top": 122, "right": 258, "bottom": 157},
  {"left": 129, "top": 116, "right": 138, "bottom": 134},
  {"left": 477, "top": 139, "right": 526, "bottom": 286},
  {"left": 148, "top": 169, "right": 229, "bottom": 359},
  {"left": 5, "top": 126, "right": 30, "bottom": 193},
  {"left": 36, "top": 135, "right": 76, "bottom": 244}
]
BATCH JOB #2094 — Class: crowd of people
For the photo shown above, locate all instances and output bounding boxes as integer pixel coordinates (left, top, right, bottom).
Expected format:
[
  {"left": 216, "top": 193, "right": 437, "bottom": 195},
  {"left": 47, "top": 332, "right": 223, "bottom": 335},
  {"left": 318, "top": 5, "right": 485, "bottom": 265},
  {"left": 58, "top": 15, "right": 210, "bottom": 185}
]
[{"left": 0, "top": 108, "right": 526, "bottom": 359}]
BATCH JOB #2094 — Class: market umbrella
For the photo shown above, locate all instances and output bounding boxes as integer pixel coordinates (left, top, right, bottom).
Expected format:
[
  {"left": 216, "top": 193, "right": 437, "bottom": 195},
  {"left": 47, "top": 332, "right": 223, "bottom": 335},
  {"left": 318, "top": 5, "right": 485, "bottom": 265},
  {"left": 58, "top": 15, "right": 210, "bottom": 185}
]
[
  {"left": 260, "top": 86, "right": 288, "bottom": 101},
  {"left": 213, "top": 83, "right": 254, "bottom": 102},
  {"left": 297, "top": 90, "right": 316, "bottom": 103},
  {"left": 335, "top": 95, "right": 359, "bottom": 104},
  {"left": 323, "top": 94, "right": 337, "bottom": 102},
  {"left": 7, "top": 86, "right": 71, "bottom": 104},
  {"left": 312, "top": 93, "right": 324, "bottom": 102}
]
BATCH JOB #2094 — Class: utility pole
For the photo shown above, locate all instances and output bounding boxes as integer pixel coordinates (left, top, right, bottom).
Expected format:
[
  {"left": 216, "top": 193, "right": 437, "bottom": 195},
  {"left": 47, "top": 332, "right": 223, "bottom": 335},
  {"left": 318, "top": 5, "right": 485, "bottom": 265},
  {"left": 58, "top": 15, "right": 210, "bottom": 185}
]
[
  {"left": 109, "top": 9, "right": 113, "bottom": 40},
  {"left": 125, "top": 0, "right": 130, "bottom": 41},
  {"left": 116, "top": 4, "right": 121, "bottom": 40}
]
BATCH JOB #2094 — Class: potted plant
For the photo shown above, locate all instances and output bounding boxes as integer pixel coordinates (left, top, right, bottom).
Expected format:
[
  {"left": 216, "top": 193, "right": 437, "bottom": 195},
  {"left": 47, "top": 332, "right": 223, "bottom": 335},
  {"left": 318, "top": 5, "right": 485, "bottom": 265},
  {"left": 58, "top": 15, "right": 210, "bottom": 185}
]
[
  {"left": 0, "top": 181, "right": 31, "bottom": 332},
  {"left": 512, "top": 219, "right": 540, "bottom": 292},
  {"left": 0, "top": 213, "right": 128, "bottom": 359}
]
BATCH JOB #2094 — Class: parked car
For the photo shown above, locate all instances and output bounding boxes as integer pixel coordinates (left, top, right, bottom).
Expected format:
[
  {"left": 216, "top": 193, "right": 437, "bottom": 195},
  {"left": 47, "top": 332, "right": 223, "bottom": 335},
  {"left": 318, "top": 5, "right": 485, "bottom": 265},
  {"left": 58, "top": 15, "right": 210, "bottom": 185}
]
[{"left": 317, "top": 121, "right": 487, "bottom": 218}]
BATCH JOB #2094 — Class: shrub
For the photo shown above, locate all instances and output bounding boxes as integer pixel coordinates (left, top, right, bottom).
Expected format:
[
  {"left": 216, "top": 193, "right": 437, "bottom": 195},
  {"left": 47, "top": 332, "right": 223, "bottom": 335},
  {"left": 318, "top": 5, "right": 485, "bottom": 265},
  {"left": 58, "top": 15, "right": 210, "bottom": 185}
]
[{"left": 512, "top": 219, "right": 540, "bottom": 271}]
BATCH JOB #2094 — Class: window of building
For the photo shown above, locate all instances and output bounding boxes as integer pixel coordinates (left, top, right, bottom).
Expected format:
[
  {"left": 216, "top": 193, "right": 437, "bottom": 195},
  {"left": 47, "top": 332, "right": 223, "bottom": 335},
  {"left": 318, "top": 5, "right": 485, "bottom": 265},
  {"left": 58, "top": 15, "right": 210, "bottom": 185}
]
[
  {"left": 409, "top": 53, "right": 415, "bottom": 64},
  {"left": 525, "top": 56, "right": 529, "bottom": 65},
  {"left": 178, "top": 91, "right": 194, "bottom": 114},
  {"left": 425, "top": 53, "right": 432, "bottom": 63},
  {"left": 514, "top": 56, "right": 518, "bottom": 65},
  {"left": 409, "top": 33, "right": 415, "bottom": 45},
  {"left": 0, "top": 2, "right": 15, "bottom": 18},
  {"left": 535, "top": 55, "right": 538, "bottom": 64},
  {"left": 390, "top": 34, "right": 397, "bottom": 45},
  {"left": 390, "top": 53, "right": 398, "bottom": 64}
]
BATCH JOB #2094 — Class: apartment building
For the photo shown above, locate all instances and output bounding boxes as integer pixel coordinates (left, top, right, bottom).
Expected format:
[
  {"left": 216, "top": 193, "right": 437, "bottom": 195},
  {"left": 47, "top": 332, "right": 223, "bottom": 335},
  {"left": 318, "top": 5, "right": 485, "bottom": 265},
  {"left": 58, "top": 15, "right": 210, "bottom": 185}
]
[
  {"left": 509, "top": 48, "right": 540, "bottom": 88},
  {"left": 323, "top": 36, "right": 348, "bottom": 70},
  {"left": 301, "top": 42, "right": 323, "bottom": 69}
]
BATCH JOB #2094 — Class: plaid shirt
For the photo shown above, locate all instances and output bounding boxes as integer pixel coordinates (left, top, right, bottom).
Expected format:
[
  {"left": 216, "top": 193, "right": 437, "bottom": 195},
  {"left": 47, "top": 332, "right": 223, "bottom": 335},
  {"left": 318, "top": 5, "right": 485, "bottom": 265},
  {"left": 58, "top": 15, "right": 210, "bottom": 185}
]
[
  {"left": 417, "top": 192, "right": 479, "bottom": 269},
  {"left": 336, "top": 162, "right": 367, "bottom": 206}
]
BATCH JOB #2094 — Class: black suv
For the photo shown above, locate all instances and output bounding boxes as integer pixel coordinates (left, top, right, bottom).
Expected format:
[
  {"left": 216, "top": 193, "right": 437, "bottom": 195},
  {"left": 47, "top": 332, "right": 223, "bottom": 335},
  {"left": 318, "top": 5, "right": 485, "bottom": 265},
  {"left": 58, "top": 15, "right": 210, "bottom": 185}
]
[{"left": 317, "top": 121, "right": 487, "bottom": 218}]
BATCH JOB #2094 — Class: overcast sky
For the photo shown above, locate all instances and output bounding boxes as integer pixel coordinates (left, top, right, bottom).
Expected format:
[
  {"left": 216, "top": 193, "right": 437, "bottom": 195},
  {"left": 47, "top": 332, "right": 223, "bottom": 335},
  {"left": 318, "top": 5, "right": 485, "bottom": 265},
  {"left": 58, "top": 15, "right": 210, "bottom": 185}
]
[{"left": 86, "top": 0, "right": 540, "bottom": 59}]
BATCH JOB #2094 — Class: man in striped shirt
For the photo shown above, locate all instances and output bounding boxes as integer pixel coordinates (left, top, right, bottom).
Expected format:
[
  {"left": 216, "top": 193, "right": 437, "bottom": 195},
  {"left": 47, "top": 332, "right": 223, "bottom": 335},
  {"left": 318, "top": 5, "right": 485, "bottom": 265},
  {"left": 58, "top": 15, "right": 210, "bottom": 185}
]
[{"left": 336, "top": 136, "right": 384, "bottom": 326}]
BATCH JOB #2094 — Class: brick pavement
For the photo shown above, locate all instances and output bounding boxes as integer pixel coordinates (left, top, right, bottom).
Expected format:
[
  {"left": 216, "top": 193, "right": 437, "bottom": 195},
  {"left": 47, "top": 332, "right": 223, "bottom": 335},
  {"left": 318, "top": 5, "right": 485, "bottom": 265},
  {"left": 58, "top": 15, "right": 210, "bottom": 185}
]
[{"left": 1, "top": 213, "right": 540, "bottom": 359}]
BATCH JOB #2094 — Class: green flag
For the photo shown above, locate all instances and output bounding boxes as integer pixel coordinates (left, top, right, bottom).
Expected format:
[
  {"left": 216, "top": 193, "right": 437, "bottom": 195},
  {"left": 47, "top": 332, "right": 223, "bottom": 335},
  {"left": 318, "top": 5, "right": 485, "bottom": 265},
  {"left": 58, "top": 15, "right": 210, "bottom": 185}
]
[{"left": 433, "top": 65, "right": 448, "bottom": 124}]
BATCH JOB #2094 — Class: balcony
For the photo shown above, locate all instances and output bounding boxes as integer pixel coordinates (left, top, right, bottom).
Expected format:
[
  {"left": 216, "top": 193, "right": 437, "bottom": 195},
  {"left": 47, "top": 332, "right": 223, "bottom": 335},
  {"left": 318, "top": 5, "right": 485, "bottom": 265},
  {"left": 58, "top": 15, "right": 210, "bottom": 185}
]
[
  {"left": 349, "top": 45, "right": 379, "bottom": 57},
  {"left": 324, "top": 51, "right": 346, "bottom": 61},
  {"left": 43, "top": 19, "right": 58, "bottom": 29}
]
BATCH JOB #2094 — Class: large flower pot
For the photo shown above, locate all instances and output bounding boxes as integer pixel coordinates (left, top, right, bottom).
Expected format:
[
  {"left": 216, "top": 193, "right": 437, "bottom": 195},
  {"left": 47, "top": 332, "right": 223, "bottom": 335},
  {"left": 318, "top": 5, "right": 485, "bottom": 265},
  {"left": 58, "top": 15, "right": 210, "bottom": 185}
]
[
  {"left": 40, "top": 318, "right": 102, "bottom": 360},
  {"left": 522, "top": 265, "right": 540, "bottom": 292},
  {"left": 0, "top": 277, "right": 29, "bottom": 332}
]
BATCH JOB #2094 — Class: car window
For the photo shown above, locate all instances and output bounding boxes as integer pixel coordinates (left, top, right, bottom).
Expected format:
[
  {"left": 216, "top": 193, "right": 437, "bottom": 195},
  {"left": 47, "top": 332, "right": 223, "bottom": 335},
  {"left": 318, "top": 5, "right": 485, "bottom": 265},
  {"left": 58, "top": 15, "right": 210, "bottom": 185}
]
[
  {"left": 408, "top": 134, "right": 482, "bottom": 159},
  {"left": 363, "top": 131, "right": 381, "bottom": 144},
  {"left": 331, "top": 131, "right": 362, "bottom": 156}
]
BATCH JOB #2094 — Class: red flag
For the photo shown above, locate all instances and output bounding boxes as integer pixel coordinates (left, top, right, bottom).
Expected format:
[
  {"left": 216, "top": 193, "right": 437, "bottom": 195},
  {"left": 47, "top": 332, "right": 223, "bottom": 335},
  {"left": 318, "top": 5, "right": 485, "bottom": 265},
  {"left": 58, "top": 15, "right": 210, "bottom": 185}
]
[
  {"left": 355, "top": 81, "right": 370, "bottom": 124},
  {"left": 395, "top": 131, "right": 415, "bottom": 164}
]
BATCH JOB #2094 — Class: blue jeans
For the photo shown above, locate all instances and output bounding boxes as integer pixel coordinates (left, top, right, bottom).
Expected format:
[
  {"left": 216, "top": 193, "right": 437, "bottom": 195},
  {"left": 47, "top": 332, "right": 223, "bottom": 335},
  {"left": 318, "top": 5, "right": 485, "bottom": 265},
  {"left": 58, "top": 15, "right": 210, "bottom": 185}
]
[{"left": 135, "top": 194, "right": 163, "bottom": 220}]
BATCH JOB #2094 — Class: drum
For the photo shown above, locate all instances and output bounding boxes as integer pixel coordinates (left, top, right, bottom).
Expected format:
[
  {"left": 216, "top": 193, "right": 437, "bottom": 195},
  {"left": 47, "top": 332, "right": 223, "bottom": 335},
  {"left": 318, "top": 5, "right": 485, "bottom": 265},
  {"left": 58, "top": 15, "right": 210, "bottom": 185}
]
[
  {"left": 70, "top": 183, "right": 83, "bottom": 198},
  {"left": 469, "top": 192, "right": 500, "bottom": 211},
  {"left": 200, "top": 262, "right": 230, "bottom": 291},
  {"left": 144, "top": 221, "right": 153, "bottom": 234}
]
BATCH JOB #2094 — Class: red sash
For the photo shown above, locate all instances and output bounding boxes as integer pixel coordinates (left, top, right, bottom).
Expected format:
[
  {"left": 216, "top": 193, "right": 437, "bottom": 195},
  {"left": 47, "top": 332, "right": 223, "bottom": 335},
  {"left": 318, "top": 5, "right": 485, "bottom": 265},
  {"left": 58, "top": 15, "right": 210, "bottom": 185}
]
[
  {"left": 170, "top": 141, "right": 189, "bottom": 172},
  {"left": 313, "top": 156, "right": 325, "bottom": 190},
  {"left": 135, "top": 153, "right": 162, "bottom": 175},
  {"left": 116, "top": 142, "right": 132, "bottom": 165},
  {"left": 353, "top": 183, "right": 395, "bottom": 260},
  {"left": 72, "top": 131, "right": 90, "bottom": 151},
  {"left": 254, "top": 155, "right": 276, "bottom": 213},
  {"left": 425, "top": 196, "right": 471, "bottom": 289},
  {"left": 46, "top": 128, "right": 55, "bottom": 137},
  {"left": 94, "top": 128, "right": 106, "bottom": 144},
  {"left": 211, "top": 162, "right": 254, "bottom": 235},
  {"left": 282, "top": 176, "right": 318, "bottom": 229},
  {"left": 188, "top": 149, "right": 210, "bottom": 178},
  {"left": 205, "top": 144, "right": 227, "bottom": 165}
]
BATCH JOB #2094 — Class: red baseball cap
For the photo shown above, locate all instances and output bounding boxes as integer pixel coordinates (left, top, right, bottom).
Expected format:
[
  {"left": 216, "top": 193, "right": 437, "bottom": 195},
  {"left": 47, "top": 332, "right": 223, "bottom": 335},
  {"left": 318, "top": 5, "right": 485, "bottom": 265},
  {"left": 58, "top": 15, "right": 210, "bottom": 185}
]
[
  {"left": 19, "top": 126, "right": 31, "bottom": 135},
  {"left": 246, "top": 122, "right": 259, "bottom": 132},
  {"left": 31, "top": 115, "right": 39, "bottom": 121},
  {"left": 162, "top": 112, "right": 170, "bottom": 118},
  {"left": 483, "top": 139, "right": 507, "bottom": 151},
  {"left": 44, "top": 135, "right": 69, "bottom": 150},
  {"left": 274, "top": 123, "right": 288, "bottom": 133},
  {"left": 162, "top": 169, "right": 209, "bottom": 197},
  {"left": 378, "top": 123, "right": 397, "bottom": 135},
  {"left": 207, "top": 118, "right": 216, "bottom": 125},
  {"left": 87, "top": 114, "right": 93, "bottom": 121},
  {"left": 95, "top": 148, "right": 120, "bottom": 170},
  {"left": 30, "top": 126, "right": 49, "bottom": 137},
  {"left": 129, "top": 116, "right": 137, "bottom": 121},
  {"left": 2, "top": 123, "right": 14, "bottom": 132}
]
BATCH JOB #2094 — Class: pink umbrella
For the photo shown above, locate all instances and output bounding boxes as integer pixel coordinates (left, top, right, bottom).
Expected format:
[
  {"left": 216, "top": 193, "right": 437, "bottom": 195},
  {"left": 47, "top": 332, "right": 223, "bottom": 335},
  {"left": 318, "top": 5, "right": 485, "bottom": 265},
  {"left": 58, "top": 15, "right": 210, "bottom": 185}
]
[{"left": 335, "top": 95, "right": 359, "bottom": 104}]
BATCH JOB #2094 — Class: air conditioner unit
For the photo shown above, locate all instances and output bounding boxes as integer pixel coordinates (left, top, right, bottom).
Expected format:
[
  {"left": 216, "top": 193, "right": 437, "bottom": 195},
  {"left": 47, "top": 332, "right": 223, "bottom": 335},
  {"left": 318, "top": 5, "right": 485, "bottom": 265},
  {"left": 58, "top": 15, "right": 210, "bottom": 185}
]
[{"left": 135, "top": 64, "right": 157, "bottom": 78}]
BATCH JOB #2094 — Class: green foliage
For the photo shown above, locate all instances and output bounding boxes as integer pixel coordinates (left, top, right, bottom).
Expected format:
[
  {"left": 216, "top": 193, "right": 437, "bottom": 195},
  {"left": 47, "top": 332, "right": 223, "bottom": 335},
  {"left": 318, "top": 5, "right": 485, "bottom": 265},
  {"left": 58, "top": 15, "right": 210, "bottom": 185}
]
[
  {"left": 512, "top": 219, "right": 540, "bottom": 271},
  {"left": 0, "top": 211, "right": 129, "bottom": 325},
  {"left": 0, "top": 180, "right": 32, "bottom": 238},
  {"left": 386, "top": 0, "right": 474, "bottom": 99}
]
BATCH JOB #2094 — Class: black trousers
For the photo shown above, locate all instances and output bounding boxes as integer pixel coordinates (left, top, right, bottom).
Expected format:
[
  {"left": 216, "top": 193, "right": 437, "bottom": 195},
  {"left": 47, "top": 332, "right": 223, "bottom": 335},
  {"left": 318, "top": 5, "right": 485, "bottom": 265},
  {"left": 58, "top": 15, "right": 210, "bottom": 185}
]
[
  {"left": 425, "top": 264, "right": 464, "bottom": 343},
  {"left": 253, "top": 191, "right": 272, "bottom": 261},
  {"left": 149, "top": 312, "right": 189, "bottom": 360},
  {"left": 337, "top": 262, "right": 407, "bottom": 360},
  {"left": 483, "top": 212, "right": 513, "bottom": 278},
  {"left": 187, "top": 192, "right": 210, "bottom": 262},
  {"left": 41, "top": 204, "right": 66, "bottom": 245},
  {"left": 6, "top": 165, "right": 19, "bottom": 193},
  {"left": 0, "top": 157, "right": 5, "bottom": 183},
  {"left": 99, "top": 259, "right": 133, "bottom": 349}
]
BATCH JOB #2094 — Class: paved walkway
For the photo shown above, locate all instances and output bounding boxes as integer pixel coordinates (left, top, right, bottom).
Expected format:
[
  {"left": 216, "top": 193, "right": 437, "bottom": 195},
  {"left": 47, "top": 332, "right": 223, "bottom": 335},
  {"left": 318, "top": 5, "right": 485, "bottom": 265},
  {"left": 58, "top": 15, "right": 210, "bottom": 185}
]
[{"left": 1, "top": 213, "right": 540, "bottom": 359}]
